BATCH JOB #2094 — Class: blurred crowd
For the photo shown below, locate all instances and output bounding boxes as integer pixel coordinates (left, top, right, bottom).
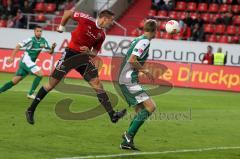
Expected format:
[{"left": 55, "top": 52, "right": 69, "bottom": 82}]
[
  {"left": 0, "top": 0, "right": 74, "bottom": 28},
  {"left": 149, "top": 0, "right": 240, "bottom": 42}
]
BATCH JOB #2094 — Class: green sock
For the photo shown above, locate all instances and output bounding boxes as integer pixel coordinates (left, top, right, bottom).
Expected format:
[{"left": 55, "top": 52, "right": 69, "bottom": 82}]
[
  {"left": 129, "top": 114, "right": 137, "bottom": 127},
  {"left": 127, "top": 108, "right": 151, "bottom": 138},
  {"left": 0, "top": 81, "right": 14, "bottom": 93},
  {"left": 28, "top": 76, "right": 42, "bottom": 95}
]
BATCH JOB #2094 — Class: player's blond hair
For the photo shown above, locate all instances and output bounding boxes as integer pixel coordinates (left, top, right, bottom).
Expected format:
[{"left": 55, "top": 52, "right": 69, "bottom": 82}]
[{"left": 143, "top": 19, "right": 157, "bottom": 33}]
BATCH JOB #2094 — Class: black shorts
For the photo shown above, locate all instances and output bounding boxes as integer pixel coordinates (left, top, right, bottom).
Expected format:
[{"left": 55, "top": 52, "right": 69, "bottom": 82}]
[{"left": 51, "top": 48, "right": 98, "bottom": 81}]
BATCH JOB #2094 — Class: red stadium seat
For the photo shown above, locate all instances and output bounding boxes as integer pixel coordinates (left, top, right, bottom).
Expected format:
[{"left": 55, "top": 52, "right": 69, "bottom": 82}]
[
  {"left": 219, "top": 4, "right": 229, "bottom": 13},
  {"left": 175, "top": 1, "right": 186, "bottom": 11},
  {"left": 187, "top": 2, "right": 197, "bottom": 11},
  {"left": 138, "top": 20, "right": 145, "bottom": 28},
  {"left": 35, "top": 13, "right": 46, "bottom": 22},
  {"left": 45, "top": 3, "right": 56, "bottom": 13},
  {"left": 230, "top": 36, "right": 239, "bottom": 43},
  {"left": 35, "top": 3, "right": 45, "bottom": 12},
  {"left": 179, "top": 12, "right": 186, "bottom": 20},
  {"left": 157, "top": 10, "right": 167, "bottom": 17},
  {"left": 206, "top": 35, "right": 217, "bottom": 42},
  {"left": 161, "top": 32, "right": 172, "bottom": 39},
  {"left": 231, "top": 5, "right": 239, "bottom": 14},
  {"left": 215, "top": 25, "right": 226, "bottom": 34},
  {"left": 43, "top": 25, "right": 53, "bottom": 31},
  {"left": 168, "top": 11, "right": 178, "bottom": 20},
  {"left": 218, "top": 35, "right": 229, "bottom": 43},
  {"left": 148, "top": 10, "right": 156, "bottom": 17},
  {"left": 198, "top": 3, "right": 208, "bottom": 12},
  {"left": 54, "top": 17, "right": 62, "bottom": 24},
  {"left": 211, "top": 14, "right": 221, "bottom": 23},
  {"left": 130, "top": 29, "right": 138, "bottom": 37},
  {"left": 130, "top": 29, "right": 142, "bottom": 37},
  {"left": 172, "top": 33, "right": 182, "bottom": 40},
  {"left": 201, "top": 13, "right": 211, "bottom": 23},
  {"left": 56, "top": 11, "right": 64, "bottom": 16},
  {"left": 159, "top": 21, "right": 167, "bottom": 30},
  {"left": 209, "top": 4, "right": 219, "bottom": 13},
  {"left": 190, "top": 12, "right": 198, "bottom": 19},
  {"left": 226, "top": 25, "right": 237, "bottom": 35},
  {"left": 204, "top": 24, "right": 214, "bottom": 33},
  {"left": 233, "top": 15, "right": 240, "bottom": 25},
  {"left": 0, "top": 20, "right": 7, "bottom": 27},
  {"left": 155, "top": 31, "right": 161, "bottom": 39},
  {"left": 226, "top": 0, "right": 232, "bottom": 3},
  {"left": 139, "top": 19, "right": 145, "bottom": 28}
]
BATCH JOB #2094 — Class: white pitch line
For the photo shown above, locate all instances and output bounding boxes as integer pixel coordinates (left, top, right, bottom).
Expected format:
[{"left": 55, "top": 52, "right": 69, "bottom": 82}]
[{"left": 55, "top": 146, "right": 240, "bottom": 159}]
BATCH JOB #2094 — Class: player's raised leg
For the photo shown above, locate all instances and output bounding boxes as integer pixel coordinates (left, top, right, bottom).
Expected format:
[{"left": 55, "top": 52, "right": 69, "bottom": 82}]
[
  {"left": 0, "top": 76, "right": 24, "bottom": 93},
  {"left": 120, "top": 98, "right": 156, "bottom": 150},
  {"left": 88, "top": 77, "right": 127, "bottom": 123}
]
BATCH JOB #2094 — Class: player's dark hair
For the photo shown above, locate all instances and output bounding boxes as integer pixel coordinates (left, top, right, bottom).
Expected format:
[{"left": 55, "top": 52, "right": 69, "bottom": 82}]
[
  {"left": 34, "top": 25, "right": 42, "bottom": 30},
  {"left": 98, "top": 9, "right": 115, "bottom": 18},
  {"left": 143, "top": 19, "right": 157, "bottom": 32},
  {"left": 207, "top": 45, "right": 212, "bottom": 50}
]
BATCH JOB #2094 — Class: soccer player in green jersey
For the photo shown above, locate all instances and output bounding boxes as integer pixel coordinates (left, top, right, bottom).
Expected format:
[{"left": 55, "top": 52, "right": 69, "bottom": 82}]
[
  {"left": 0, "top": 26, "right": 56, "bottom": 99},
  {"left": 119, "top": 19, "right": 157, "bottom": 150}
]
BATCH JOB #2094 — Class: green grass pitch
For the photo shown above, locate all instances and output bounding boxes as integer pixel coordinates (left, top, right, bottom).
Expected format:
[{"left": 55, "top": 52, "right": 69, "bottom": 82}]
[{"left": 0, "top": 72, "right": 240, "bottom": 159}]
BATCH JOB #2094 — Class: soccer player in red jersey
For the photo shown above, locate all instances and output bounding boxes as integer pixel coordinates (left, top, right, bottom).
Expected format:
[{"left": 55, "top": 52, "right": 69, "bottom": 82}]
[
  {"left": 202, "top": 45, "right": 213, "bottom": 65},
  {"left": 25, "top": 9, "right": 126, "bottom": 124}
]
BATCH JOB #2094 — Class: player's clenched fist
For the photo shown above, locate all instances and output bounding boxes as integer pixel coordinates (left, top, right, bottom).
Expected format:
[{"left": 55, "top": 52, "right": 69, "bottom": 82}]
[
  {"left": 52, "top": 43, "right": 57, "bottom": 49},
  {"left": 56, "top": 25, "right": 65, "bottom": 33}
]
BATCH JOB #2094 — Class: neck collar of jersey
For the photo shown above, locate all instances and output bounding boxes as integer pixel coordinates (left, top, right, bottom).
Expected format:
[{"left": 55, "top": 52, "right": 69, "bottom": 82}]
[
  {"left": 35, "top": 36, "right": 41, "bottom": 41},
  {"left": 95, "top": 18, "right": 102, "bottom": 29}
]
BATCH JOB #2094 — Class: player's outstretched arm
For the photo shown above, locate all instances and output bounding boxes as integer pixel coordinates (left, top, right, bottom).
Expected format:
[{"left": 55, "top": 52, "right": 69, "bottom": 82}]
[
  {"left": 7, "top": 44, "right": 21, "bottom": 63},
  {"left": 57, "top": 10, "right": 74, "bottom": 33}
]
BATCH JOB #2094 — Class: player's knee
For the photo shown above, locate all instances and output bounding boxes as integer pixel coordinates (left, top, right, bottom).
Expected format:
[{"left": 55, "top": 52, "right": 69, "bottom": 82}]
[
  {"left": 151, "top": 104, "right": 156, "bottom": 113},
  {"left": 44, "top": 83, "right": 54, "bottom": 91},
  {"left": 12, "top": 78, "right": 22, "bottom": 85},
  {"left": 89, "top": 78, "right": 103, "bottom": 91},
  {"left": 12, "top": 80, "right": 18, "bottom": 85}
]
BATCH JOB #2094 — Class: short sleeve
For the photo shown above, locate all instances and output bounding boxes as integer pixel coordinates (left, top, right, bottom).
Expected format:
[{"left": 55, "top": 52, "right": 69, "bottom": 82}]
[
  {"left": 18, "top": 38, "right": 32, "bottom": 47},
  {"left": 72, "top": 11, "right": 89, "bottom": 22},
  {"left": 132, "top": 39, "right": 150, "bottom": 57}
]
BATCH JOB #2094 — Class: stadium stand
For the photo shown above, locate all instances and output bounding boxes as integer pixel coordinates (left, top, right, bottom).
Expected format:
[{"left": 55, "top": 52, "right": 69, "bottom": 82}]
[
  {"left": 0, "top": 0, "right": 75, "bottom": 30},
  {"left": 0, "top": 0, "right": 239, "bottom": 44},
  {"left": 109, "top": 0, "right": 239, "bottom": 44}
]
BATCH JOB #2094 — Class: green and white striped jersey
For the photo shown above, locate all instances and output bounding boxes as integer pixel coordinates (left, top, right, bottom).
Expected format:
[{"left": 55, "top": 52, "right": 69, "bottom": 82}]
[
  {"left": 119, "top": 35, "right": 150, "bottom": 84},
  {"left": 19, "top": 36, "right": 51, "bottom": 62}
]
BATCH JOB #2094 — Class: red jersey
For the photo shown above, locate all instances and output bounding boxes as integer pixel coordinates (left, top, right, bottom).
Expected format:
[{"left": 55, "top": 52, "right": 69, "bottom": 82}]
[
  {"left": 68, "top": 11, "right": 106, "bottom": 53},
  {"left": 202, "top": 52, "right": 213, "bottom": 64}
]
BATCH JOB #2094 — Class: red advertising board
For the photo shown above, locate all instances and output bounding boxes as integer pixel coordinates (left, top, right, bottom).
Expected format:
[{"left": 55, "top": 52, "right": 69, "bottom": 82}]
[{"left": 0, "top": 49, "right": 239, "bottom": 92}]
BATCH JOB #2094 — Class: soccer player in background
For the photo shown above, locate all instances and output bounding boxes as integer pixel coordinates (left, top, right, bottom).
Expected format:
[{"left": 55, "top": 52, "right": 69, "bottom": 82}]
[
  {"left": 0, "top": 26, "right": 56, "bottom": 99},
  {"left": 202, "top": 45, "right": 213, "bottom": 65},
  {"left": 25, "top": 9, "right": 126, "bottom": 124},
  {"left": 118, "top": 19, "right": 157, "bottom": 150}
]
